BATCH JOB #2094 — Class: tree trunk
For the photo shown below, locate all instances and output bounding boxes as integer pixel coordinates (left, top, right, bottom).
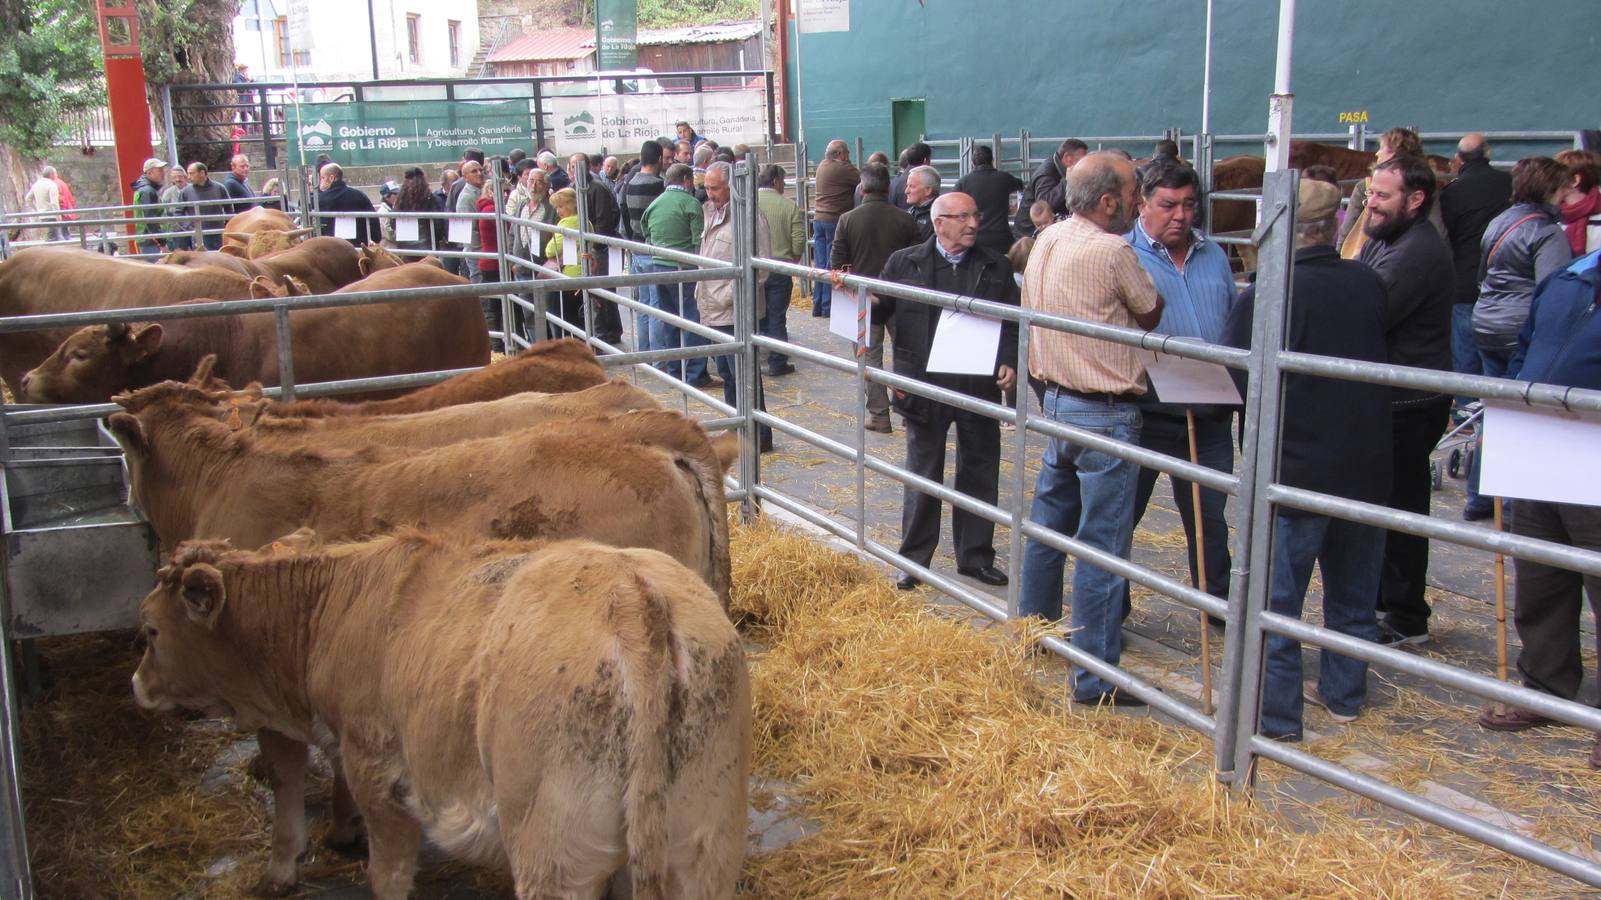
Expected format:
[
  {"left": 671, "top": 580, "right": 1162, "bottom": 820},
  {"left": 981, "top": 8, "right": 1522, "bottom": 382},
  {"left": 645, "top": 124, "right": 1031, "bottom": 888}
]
[
  {"left": 141, "top": 0, "right": 242, "bottom": 171},
  {"left": 0, "top": 143, "right": 37, "bottom": 240}
]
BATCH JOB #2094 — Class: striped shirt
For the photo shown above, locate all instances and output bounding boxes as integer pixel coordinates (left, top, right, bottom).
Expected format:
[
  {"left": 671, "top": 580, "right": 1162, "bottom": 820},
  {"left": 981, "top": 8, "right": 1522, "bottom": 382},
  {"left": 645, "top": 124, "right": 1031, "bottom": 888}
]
[
  {"left": 622, "top": 170, "right": 665, "bottom": 241},
  {"left": 1023, "top": 215, "right": 1161, "bottom": 394},
  {"left": 1126, "top": 221, "right": 1237, "bottom": 343}
]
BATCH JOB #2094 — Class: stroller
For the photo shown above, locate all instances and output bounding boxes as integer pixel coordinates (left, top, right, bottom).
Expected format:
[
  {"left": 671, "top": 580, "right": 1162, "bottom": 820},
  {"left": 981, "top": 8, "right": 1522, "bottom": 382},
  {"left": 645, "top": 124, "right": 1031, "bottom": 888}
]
[{"left": 1430, "top": 401, "right": 1481, "bottom": 491}]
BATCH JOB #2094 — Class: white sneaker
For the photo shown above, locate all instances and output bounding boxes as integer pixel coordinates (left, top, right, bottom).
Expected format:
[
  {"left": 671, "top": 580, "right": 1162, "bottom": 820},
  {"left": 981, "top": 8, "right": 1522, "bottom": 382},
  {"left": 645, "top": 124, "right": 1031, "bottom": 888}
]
[{"left": 1304, "top": 687, "right": 1359, "bottom": 724}]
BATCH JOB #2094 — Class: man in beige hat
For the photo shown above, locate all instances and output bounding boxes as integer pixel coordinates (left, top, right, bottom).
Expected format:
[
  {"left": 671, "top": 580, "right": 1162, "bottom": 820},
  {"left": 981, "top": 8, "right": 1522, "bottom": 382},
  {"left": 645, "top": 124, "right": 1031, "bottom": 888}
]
[
  {"left": 131, "top": 158, "right": 169, "bottom": 256},
  {"left": 1220, "top": 177, "right": 1394, "bottom": 742}
]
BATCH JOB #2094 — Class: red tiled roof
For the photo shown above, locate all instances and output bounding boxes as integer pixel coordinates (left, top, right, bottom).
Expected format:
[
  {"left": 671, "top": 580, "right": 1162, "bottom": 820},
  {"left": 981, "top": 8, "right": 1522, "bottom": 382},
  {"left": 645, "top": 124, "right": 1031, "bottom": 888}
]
[{"left": 488, "top": 29, "right": 595, "bottom": 63}]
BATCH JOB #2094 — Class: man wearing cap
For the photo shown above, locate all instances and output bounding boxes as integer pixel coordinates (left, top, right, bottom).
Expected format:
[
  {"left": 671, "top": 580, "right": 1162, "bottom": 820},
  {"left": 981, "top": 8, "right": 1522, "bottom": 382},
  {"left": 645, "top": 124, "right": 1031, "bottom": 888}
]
[
  {"left": 1221, "top": 178, "right": 1394, "bottom": 742},
  {"left": 376, "top": 180, "right": 400, "bottom": 246},
  {"left": 131, "top": 158, "right": 169, "bottom": 257}
]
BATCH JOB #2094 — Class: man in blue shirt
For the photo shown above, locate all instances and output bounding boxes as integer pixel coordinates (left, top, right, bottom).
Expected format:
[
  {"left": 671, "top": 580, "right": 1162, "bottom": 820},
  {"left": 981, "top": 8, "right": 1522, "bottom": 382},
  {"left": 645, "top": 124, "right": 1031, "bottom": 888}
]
[{"left": 1124, "top": 160, "right": 1238, "bottom": 617}]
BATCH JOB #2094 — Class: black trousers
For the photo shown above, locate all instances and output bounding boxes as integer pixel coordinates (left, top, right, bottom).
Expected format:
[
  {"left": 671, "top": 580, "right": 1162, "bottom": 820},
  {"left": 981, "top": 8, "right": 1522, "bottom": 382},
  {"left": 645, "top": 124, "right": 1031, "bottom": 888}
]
[
  {"left": 898, "top": 405, "right": 1001, "bottom": 570},
  {"left": 1376, "top": 396, "right": 1451, "bottom": 634},
  {"left": 1511, "top": 500, "right": 1601, "bottom": 700},
  {"left": 1131, "top": 409, "right": 1234, "bottom": 601}
]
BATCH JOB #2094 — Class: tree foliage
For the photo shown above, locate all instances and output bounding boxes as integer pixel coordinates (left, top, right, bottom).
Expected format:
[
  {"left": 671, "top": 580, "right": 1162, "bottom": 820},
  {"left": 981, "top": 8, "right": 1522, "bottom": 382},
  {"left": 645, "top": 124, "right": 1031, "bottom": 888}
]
[
  {"left": 637, "top": 0, "right": 757, "bottom": 28},
  {"left": 0, "top": 0, "right": 105, "bottom": 158}
]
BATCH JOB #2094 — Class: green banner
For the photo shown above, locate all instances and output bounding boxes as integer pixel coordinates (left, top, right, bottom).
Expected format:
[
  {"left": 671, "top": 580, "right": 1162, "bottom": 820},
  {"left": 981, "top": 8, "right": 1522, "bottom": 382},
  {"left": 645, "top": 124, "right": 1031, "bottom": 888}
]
[
  {"left": 289, "top": 100, "right": 532, "bottom": 167},
  {"left": 595, "top": 0, "right": 638, "bottom": 72}
]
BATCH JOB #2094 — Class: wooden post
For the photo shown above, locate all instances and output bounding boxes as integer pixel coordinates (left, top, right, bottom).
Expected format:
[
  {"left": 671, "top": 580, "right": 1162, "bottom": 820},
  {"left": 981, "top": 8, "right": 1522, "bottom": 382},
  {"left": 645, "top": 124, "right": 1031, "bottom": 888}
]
[
  {"left": 1188, "top": 409, "right": 1214, "bottom": 715},
  {"left": 1494, "top": 495, "right": 1508, "bottom": 683}
]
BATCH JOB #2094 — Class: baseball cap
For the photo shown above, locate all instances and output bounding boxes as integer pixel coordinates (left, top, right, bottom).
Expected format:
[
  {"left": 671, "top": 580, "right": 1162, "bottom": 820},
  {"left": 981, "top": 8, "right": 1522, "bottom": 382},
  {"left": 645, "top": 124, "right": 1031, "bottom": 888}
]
[
  {"left": 1298, "top": 179, "right": 1341, "bottom": 222},
  {"left": 142, "top": 157, "right": 168, "bottom": 172},
  {"left": 380, "top": 180, "right": 400, "bottom": 195}
]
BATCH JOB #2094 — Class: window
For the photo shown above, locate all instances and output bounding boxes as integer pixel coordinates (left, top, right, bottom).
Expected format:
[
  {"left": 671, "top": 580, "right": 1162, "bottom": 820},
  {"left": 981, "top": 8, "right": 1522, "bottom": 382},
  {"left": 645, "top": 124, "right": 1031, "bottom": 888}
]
[
  {"left": 447, "top": 20, "right": 461, "bottom": 68},
  {"left": 274, "top": 16, "right": 291, "bottom": 67},
  {"left": 407, "top": 14, "right": 421, "bottom": 65}
]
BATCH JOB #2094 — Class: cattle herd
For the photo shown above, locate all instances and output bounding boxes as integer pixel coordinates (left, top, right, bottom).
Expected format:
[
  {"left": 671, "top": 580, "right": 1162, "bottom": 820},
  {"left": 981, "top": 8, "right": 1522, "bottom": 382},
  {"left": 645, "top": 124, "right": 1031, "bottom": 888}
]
[{"left": 0, "top": 214, "right": 753, "bottom": 898}]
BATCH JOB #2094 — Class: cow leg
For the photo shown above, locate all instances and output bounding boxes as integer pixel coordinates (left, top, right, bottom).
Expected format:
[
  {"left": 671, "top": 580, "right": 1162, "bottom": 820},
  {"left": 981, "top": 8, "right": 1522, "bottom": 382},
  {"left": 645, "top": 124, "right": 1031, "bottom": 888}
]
[
  {"left": 339, "top": 752, "right": 422, "bottom": 900},
  {"left": 254, "top": 729, "right": 308, "bottom": 896},
  {"left": 323, "top": 770, "right": 367, "bottom": 855}
]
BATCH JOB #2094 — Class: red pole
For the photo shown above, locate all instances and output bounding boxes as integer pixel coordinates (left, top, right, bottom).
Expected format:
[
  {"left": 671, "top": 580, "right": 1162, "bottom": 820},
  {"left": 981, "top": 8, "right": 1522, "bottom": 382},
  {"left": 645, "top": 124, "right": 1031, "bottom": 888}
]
[
  {"left": 774, "top": 0, "right": 791, "bottom": 142},
  {"left": 94, "top": 2, "right": 155, "bottom": 208}
]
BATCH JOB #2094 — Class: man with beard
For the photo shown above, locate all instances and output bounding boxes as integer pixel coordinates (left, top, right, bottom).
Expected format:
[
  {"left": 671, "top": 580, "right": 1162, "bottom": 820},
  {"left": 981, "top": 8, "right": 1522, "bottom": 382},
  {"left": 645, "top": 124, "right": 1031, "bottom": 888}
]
[
  {"left": 1019, "top": 152, "right": 1164, "bottom": 705},
  {"left": 1357, "top": 154, "right": 1456, "bottom": 647}
]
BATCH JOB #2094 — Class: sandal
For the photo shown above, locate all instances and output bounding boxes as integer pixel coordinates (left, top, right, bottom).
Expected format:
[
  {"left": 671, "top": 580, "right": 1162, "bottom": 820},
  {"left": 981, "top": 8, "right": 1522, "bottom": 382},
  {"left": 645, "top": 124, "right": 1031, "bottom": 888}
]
[{"left": 1478, "top": 704, "right": 1553, "bottom": 732}]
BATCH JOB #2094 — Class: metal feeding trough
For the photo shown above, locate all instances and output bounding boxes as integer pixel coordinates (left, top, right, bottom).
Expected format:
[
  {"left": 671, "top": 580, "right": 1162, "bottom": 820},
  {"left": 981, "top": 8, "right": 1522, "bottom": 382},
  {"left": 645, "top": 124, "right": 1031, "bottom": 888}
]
[{"left": 1, "top": 412, "right": 159, "bottom": 638}]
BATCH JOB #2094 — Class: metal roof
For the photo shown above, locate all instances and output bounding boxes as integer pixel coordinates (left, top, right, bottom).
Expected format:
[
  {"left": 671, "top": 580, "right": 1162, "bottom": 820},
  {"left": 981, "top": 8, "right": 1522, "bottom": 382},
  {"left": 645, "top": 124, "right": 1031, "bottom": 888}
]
[
  {"left": 635, "top": 20, "right": 761, "bottom": 47},
  {"left": 487, "top": 29, "right": 595, "bottom": 63}
]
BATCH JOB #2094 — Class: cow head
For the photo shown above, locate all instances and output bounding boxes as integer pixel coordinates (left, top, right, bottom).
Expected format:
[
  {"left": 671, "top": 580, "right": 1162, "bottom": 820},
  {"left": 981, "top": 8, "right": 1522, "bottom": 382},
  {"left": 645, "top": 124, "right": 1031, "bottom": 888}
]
[
  {"left": 20, "top": 321, "right": 165, "bottom": 404},
  {"left": 132, "top": 540, "right": 239, "bottom": 718},
  {"left": 248, "top": 275, "right": 308, "bottom": 298},
  {"left": 358, "top": 242, "right": 404, "bottom": 276}
]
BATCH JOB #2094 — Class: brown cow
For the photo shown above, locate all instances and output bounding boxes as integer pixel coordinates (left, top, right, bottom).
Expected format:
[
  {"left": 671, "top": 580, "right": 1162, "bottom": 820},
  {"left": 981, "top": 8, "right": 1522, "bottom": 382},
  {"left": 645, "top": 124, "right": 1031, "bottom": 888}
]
[
  {"left": 160, "top": 236, "right": 366, "bottom": 294},
  {"left": 133, "top": 532, "right": 750, "bottom": 898},
  {"left": 261, "top": 338, "right": 608, "bottom": 417},
  {"left": 20, "top": 262, "right": 490, "bottom": 403},
  {"left": 219, "top": 206, "right": 309, "bottom": 256},
  {"left": 0, "top": 246, "right": 257, "bottom": 394},
  {"left": 228, "top": 380, "right": 659, "bottom": 452}
]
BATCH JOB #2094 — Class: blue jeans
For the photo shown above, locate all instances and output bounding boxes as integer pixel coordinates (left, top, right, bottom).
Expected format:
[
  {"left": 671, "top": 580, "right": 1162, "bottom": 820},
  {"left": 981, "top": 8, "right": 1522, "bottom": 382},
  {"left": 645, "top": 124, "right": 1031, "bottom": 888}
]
[
  {"left": 1020, "top": 390, "right": 1142, "bottom": 700},
  {"left": 811, "top": 220, "right": 835, "bottom": 315},
  {"left": 1467, "top": 348, "right": 1517, "bottom": 513},
  {"left": 1260, "top": 513, "right": 1386, "bottom": 739},
  {"left": 711, "top": 325, "right": 771, "bottom": 443},
  {"left": 652, "top": 277, "right": 708, "bottom": 384},
  {"left": 631, "top": 256, "right": 659, "bottom": 354},
  {"left": 762, "top": 273, "right": 793, "bottom": 368},
  {"left": 1450, "top": 303, "right": 1481, "bottom": 415}
]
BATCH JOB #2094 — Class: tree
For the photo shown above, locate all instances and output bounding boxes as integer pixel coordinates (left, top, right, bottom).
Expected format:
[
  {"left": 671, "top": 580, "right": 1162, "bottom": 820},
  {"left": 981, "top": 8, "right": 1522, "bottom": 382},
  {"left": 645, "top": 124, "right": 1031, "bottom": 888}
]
[
  {"left": 0, "top": 0, "right": 104, "bottom": 212},
  {"left": 139, "top": 0, "right": 244, "bottom": 172}
]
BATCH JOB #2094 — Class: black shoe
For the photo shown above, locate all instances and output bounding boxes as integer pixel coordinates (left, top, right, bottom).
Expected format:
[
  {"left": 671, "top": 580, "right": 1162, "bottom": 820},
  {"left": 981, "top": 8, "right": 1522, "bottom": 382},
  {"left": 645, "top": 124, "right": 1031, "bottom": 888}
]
[
  {"left": 759, "top": 433, "right": 774, "bottom": 454},
  {"left": 958, "top": 565, "right": 1008, "bottom": 586},
  {"left": 767, "top": 362, "right": 796, "bottom": 376},
  {"left": 1075, "top": 689, "right": 1148, "bottom": 708},
  {"left": 1462, "top": 503, "right": 1494, "bottom": 522},
  {"left": 896, "top": 573, "right": 921, "bottom": 591}
]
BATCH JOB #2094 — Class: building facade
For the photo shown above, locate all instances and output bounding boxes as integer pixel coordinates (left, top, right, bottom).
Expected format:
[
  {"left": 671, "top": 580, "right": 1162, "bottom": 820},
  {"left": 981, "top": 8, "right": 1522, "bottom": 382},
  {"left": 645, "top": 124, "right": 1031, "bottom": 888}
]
[{"left": 234, "top": 0, "right": 480, "bottom": 83}]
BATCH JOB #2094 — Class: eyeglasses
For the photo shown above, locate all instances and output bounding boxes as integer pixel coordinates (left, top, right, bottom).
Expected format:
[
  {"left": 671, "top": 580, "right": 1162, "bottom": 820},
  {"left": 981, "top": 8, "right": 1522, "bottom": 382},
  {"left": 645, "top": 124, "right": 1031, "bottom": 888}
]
[{"left": 935, "top": 212, "right": 979, "bottom": 221}]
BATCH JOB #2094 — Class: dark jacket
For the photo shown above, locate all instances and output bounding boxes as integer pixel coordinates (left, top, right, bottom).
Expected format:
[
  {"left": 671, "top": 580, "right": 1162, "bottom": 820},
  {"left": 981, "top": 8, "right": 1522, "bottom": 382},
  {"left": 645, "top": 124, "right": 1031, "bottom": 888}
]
[
  {"left": 394, "top": 193, "right": 446, "bottom": 252},
  {"left": 1438, "top": 157, "right": 1512, "bottom": 305},
  {"left": 910, "top": 200, "right": 935, "bottom": 244},
  {"left": 877, "top": 238, "right": 1020, "bottom": 424},
  {"left": 131, "top": 175, "right": 165, "bottom": 238},
  {"left": 890, "top": 170, "right": 911, "bottom": 210},
  {"left": 1357, "top": 215, "right": 1455, "bottom": 402},
  {"left": 318, "top": 179, "right": 377, "bottom": 244},
  {"left": 1512, "top": 250, "right": 1601, "bottom": 390},
  {"left": 1473, "top": 202, "right": 1573, "bottom": 352},
  {"left": 582, "top": 179, "right": 620, "bottom": 238},
  {"left": 955, "top": 164, "right": 1024, "bottom": 251},
  {"left": 222, "top": 171, "right": 256, "bottom": 215},
  {"left": 547, "top": 167, "right": 571, "bottom": 192},
  {"left": 1014, "top": 154, "right": 1067, "bottom": 236},
  {"left": 832, "top": 196, "right": 921, "bottom": 325},
  {"left": 178, "top": 179, "right": 231, "bottom": 228},
  {"left": 1223, "top": 245, "right": 1393, "bottom": 507}
]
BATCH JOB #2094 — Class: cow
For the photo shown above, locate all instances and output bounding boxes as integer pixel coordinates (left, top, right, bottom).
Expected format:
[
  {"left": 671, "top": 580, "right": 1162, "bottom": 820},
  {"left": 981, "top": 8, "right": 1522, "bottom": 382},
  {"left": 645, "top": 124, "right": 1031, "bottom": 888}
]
[
  {"left": 0, "top": 246, "right": 257, "bottom": 394},
  {"left": 160, "top": 236, "right": 367, "bottom": 294},
  {"left": 226, "top": 380, "right": 660, "bottom": 452},
  {"left": 259, "top": 338, "right": 609, "bottom": 418},
  {"left": 20, "top": 261, "right": 490, "bottom": 404},
  {"left": 132, "top": 531, "right": 750, "bottom": 898},
  {"left": 219, "top": 206, "right": 309, "bottom": 257}
]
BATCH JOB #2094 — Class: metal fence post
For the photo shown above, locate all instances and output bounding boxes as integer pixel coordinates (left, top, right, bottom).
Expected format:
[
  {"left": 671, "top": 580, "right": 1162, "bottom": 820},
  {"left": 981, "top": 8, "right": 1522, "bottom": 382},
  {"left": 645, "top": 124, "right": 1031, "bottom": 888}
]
[
  {"left": 162, "top": 85, "right": 179, "bottom": 172},
  {"left": 274, "top": 303, "right": 297, "bottom": 402},
  {"left": 1005, "top": 314, "right": 1031, "bottom": 620},
  {"left": 1018, "top": 128, "right": 1030, "bottom": 177},
  {"left": 574, "top": 157, "right": 595, "bottom": 347},
  {"left": 854, "top": 283, "right": 869, "bottom": 549},
  {"left": 854, "top": 136, "right": 864, "bottom": 169},
  {"left": 1348, "top": 123, "right": 1365, "bottom": 151},
  {"left": 491, "top": 156, "right": 513, "bottom": 351},
  {"left": 1213, "top": 168, "right": 1299, "bottom": 787},
  {"left": 795, "top": 140, "right": 811, "bottom": 289},
  {"left": 958, "top": 136, "right": 973, "bottom": 179},
  {"left": 733, "top": 155, "right": 761, "bottom": 521}
]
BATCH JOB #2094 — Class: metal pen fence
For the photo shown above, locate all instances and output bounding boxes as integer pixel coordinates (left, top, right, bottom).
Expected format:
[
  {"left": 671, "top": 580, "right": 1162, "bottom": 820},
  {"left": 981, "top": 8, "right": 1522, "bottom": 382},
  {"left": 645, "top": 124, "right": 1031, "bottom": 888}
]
[
  {"left": 1, "top": 195, "right": 291, "bottom": 260},
  {"left": 1, "top": 153, "right": 1600, "bottom": 890}
]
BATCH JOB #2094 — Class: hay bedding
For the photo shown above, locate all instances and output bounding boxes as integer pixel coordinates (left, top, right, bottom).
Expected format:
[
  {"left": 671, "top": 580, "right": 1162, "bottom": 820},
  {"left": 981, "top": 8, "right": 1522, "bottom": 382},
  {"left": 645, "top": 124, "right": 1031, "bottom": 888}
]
[{"left": 17, "top": 519, "right": 1523, "bottom": 897}]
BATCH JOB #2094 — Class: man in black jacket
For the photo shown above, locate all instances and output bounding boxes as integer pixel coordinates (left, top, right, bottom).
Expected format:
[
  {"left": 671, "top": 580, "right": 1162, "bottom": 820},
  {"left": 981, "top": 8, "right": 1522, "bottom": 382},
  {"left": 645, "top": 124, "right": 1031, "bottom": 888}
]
[
  {"left": 832, "top": 162, "right": 921, "bottom": 433},
  {"left": 1221, "top": 178, "right": 1393, "bottom": 742},
  {"left": 1438, "top": 133, "right": 1512, "bottom": 418},
  {"left": 1014, "top": 138, "right": 1087, "bottom": 237},
  {"left": 905, "top": 165, "right": 940, "bottom": 243},
  {"left": 317, "top": 163, "right": 377, "bottom": 245},
  {"left": 878, "top": 192, "right": 1019, "bottom": 590},
  {"left": 568, "top": 152, "right": 623, "bottom": 344},
  {"left": 955, "top": 145, "right": 1024, "bottom": 254},
  {"left": 1358, "top": 154, "right": 1456, "bottom": 646},
  {"left": 222, "top": 154, "right": 257, "bottom": 215},
  {"left": 890, "top": 142, "right": 931, "bottom": 211}
]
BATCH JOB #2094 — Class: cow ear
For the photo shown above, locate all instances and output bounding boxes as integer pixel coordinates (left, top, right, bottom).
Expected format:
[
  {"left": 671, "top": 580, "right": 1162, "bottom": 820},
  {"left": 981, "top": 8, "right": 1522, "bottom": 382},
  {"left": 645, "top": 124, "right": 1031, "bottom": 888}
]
[
  {"left": 106, "top": 412, "right": 145, "bottom": 453},
  {"left": 248, "top": 277, "right": 277, "bottom": 299},
  {"left": 357, "top": 255, "right": 373, "bottom": 277},
  {"left": 285, "top": 277, "right": 308, "bottom": 296},
  {"left": 271, "top": 527, "right": 321, "bottom": 553},
  {"left": 130, "top": 324, "right": 163, "bottom": 360},
  {"left": 219, "top": 245, "right": 246, "bottom": 258},
  {"left": 179, "top": 563, "right": 226, "bottom": 629}
]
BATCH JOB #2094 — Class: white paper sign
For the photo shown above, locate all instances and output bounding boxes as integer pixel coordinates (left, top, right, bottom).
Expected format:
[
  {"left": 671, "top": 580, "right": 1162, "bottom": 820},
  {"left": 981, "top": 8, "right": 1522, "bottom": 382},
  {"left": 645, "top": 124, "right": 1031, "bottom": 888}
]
[
  {"left": 799, "top": 0, "right": 850, "bottom": 33},
  {"left": 561, "top": 238, "right": 578, "bottom": 267},
  {"left": 1480, "top": 402, "right": 1601, "bottom": 506},
  {"left": 829, "top": 290, "right": 870, "bottom": 346},
  {"left": 1144, "top": 351, "right": 1242, "bottom": 405},
  {"left": 333, "top": 216, "right": 357, "bottom": 239},
  {"left": 447, "top": 218, "right": 473, "bottom": 245},
  {"left": 927, "top": 309, "right": 1002, "bottom": 375},
  {"left": 608, "top": 246, "right": 624, "bottom": 275},
  {"left": 544, "top": 88, "right": 767, "bottom": 157},
  {"left": 395, "top": 217, "right": 419, "bottom": 242}
]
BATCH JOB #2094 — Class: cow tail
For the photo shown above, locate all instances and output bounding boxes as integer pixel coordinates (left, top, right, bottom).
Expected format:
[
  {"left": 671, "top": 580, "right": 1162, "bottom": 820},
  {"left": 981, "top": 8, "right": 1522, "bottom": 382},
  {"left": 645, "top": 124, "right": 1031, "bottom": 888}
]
[{"left": 618, "top": 575, "right": 674, "bottom": 900}]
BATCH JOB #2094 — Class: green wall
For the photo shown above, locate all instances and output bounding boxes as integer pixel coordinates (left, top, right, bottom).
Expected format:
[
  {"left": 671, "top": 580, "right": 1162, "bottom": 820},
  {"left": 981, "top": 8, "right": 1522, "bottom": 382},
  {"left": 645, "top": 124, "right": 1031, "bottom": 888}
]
[{"left": 789, "top": 1, "right": 1600, "bottom": 164}]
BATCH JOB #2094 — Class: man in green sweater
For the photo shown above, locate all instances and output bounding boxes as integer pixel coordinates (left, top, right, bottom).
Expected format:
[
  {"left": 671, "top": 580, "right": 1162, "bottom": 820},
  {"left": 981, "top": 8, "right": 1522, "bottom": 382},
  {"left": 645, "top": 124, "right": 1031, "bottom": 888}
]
[{"left": 640, "top": 163, "right": 713, "bottom": 387}]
